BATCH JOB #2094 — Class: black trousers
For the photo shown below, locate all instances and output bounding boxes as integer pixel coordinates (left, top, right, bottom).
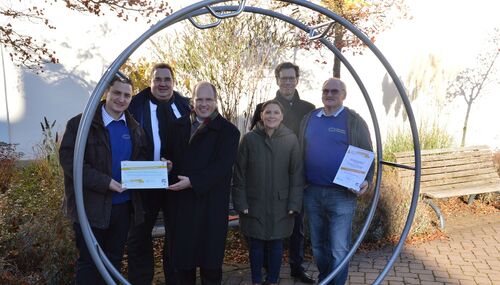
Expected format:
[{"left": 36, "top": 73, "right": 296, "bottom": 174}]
[
  {"left": 289, "top": 210, "right": 306, "bottom": 270},
  {"left": 176, "top": 267, "right": 222, "bottom": 285},
  {"left": 73, "top": 202, "right": 131, "bottom": 285},
  {"left": 127, "top": 191, "right": 172, "bottom": 285}
]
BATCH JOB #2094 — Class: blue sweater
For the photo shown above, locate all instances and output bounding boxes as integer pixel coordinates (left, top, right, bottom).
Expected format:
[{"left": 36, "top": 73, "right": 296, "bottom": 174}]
[
  {"left": 107, "top": 120, "right": 132, "bottom": 204},
  {"left": 304, "top": 109, "right": 349, "bottom": 186}
]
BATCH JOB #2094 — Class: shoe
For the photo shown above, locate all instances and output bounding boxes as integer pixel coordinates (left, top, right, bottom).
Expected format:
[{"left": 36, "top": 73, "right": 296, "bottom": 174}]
[{"left": 290, "top": 268, "right": 315, "bottom": 284}]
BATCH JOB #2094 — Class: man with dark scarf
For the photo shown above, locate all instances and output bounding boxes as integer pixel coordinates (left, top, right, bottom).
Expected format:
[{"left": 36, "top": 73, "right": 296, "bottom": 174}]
[
  {"left": 250, "top": 62, "right": 316, "bottom": 284},
  {"left": 165, "top": 82, "right": 240, "bottom": 285},
  {"left": 127, "top": 63, "right": 191, "bottom": 285}
]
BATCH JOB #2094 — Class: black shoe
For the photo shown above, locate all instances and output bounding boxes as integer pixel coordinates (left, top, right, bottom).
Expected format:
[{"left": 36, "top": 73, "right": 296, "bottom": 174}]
[{"left": 290, "top": 269, "right": 315, "bottom": 284}]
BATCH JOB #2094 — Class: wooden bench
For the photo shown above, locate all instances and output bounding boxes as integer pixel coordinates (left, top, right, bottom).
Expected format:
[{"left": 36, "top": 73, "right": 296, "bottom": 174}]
[{"left": 394, "top": 145, "right": 500, "bottom": 229}]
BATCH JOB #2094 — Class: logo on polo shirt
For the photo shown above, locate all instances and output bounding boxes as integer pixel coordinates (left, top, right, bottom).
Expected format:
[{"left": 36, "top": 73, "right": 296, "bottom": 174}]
[
  {"left": 328, "top": 127, "right": 346, "bottom": 134},
  {"left": 122, "top": 134, "right": 131, "bottom": 140}
]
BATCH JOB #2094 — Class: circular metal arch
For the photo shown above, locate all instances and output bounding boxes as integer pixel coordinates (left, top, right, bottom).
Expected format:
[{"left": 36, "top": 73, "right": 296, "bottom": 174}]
[{"left": 72, "top": 1, "right": 421, "bottom": 284}]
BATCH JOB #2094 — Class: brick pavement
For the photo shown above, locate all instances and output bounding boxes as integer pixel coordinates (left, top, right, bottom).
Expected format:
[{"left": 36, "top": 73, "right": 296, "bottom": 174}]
[{"left": 153, "top": 212, "right": 499, "bottom": 285}]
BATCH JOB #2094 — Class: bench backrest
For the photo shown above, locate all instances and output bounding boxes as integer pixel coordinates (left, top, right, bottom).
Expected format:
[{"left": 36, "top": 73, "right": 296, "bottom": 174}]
[{"left": 394, "top": 145, "right": 500, "bottom": 197}]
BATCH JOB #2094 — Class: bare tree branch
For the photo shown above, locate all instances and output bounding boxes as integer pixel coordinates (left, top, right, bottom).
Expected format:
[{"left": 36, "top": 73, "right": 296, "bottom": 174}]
[{"left": 0, "top": 0, "right": 172, "bottom": 72}]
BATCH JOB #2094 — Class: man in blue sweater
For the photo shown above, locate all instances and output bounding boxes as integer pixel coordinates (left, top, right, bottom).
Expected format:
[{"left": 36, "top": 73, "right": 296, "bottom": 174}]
[
  {"left": 127, "top": 63, "right": 191, "bottom": 285},
  {"left": 299, "top": 77, "right": 373, "bottom": 285}
]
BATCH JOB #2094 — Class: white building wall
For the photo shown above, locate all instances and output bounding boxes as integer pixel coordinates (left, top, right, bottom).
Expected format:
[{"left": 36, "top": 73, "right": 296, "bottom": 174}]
[{"left": 0, "top": 0, "right": 499, "bottom": 158}]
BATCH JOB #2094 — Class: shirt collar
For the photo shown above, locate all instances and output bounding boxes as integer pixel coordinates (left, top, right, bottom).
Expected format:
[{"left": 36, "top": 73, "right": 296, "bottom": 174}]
[
  {"left": 316, "top": 105, "right": 345, "bottom": 118},
  {"left": 101, "top": 105, "right": 127, "bottom": 127}
]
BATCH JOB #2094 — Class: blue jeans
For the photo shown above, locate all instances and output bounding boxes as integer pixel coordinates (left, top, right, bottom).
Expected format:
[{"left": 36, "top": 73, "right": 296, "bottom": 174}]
[
  {"left": 304, "top": 185, "right": 357, "bottom": 285},
  {"left": 248, "top": 238, "right": 283, "bottom": 284}
]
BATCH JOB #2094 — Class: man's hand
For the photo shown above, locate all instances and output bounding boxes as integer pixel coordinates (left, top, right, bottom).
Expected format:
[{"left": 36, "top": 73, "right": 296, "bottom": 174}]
[
  {"left": 168, "top": 175, "right": 191, "bottom": 191},
  {"left": 161, "top": 157, "right": 173, "bottom": 172},
  {"left": 109, "top": 179, "right": 126, "bottom": 193},
  {"left": 242, "top": 209, "right": 249, "bottom": 215},
  {"left": 348, "top": 180, "right": 369, "bottom": 197}
]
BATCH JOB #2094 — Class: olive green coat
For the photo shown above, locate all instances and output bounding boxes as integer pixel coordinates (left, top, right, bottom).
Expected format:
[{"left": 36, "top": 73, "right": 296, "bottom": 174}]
[{"left": 232, "top": 123, "right": 304, "bottom": 240}]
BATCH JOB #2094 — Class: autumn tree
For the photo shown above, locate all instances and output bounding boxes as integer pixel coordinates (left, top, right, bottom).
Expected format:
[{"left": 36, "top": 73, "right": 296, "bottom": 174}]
[
  {"left": 0, "top": 0, "right": 171, "bottom": 71},
  {"left": 276, "top": 0, "right": 410, "bottom": 77},
  {"left": 123, "top": 13, "right": 295, "bottom": 130},
  {"left": 447, "top": 28, "right": 500, "bottom": 147}
]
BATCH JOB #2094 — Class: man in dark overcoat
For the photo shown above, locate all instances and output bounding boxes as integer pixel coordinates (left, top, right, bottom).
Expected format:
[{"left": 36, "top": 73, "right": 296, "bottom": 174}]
[
  {"left": 127, "top": 63, "right": 191, "bottom": 285},
  {"left": 165, "top": 81, "right": 240, "bottom": 285}
]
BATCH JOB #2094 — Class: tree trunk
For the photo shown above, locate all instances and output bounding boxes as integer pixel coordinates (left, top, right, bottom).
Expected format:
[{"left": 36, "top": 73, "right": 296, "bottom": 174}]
[
  {"left": 333, "top": 56, "right": 341, "bottom": 78},
  {"left": 332, "top": 25, "right": 344, "bottom": 78},
  {"left": 461, "top": 102, "right": 473, "bottom": 147}
]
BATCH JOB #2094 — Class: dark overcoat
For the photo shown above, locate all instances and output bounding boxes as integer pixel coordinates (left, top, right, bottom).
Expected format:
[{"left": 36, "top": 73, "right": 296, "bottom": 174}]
[
  {"left": 232, "top": 123, "right": 304, "bottom": 240},
  {"left": 165, "top": 113, "right": 240, "bottom": 269}
]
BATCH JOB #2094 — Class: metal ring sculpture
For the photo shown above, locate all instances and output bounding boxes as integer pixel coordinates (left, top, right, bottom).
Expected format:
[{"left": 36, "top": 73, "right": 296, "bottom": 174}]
[{"left": 72, "top": 1, "right": 421, "bottom": 284}]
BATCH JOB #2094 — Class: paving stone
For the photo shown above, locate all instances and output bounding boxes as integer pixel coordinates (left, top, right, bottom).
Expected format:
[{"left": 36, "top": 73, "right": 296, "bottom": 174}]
[{"left": 151, "top": 213, "right": 499, "bottom": 284}]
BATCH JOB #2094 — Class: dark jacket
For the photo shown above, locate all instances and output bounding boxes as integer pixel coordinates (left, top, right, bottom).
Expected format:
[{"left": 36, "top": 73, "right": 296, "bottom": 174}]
[
  {"left": 164, "top": 113, "right": 240, "bottom": 269},
  {"left": 250, "top": 91, "right": 315, "bottom": 134},
  {"left": 128, "top": 87, "right": 191, "bottom": 160},
  {"left": 299, "top": 107, "right": 374, "bottom": 185},
  {"left": 59, "top": 103, "right": 147, "bottom": 229},
  {"left": 232, "top": 122, "right": 303, "bottom": 240}
]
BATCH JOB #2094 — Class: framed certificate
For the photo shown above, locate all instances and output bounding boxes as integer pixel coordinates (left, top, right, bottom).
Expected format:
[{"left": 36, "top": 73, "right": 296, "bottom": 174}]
[
  {"left": 333, "top": 145, "right": 374, "bottom": 191},
  {"left": 121, "top": 161, "right": 168, "bottom": 189}
]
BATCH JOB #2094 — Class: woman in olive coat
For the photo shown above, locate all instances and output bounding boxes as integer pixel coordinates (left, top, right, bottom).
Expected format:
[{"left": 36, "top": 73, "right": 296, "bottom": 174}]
[{"left": 232, "top": 100, "right": 304, "bottom": 285}]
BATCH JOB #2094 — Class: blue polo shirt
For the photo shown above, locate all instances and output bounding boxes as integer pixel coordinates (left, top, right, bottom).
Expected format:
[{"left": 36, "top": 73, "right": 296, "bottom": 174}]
[
  {"left": 102, "top": 106, "right": 132, "bottom": 204},
  {"left": 304, "top": 107, "right": 349, "bottom": 186}
]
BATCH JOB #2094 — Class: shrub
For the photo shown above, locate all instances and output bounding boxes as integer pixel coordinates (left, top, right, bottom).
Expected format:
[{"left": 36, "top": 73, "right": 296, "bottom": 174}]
[
  {"left": 383, "top": 120, "right": 454, "bottom": 161},
  {"left": 354, "top": 169, "right": 434, "bottom": 243},
  {"left": 353, "top": 121, "right": 452, "bottom": 242},
  {"left": 0, "top": 142, "right": 22, "bottom": 193},
  {"left": 0, "top": 119, "right": 76, "bottom": 284}
]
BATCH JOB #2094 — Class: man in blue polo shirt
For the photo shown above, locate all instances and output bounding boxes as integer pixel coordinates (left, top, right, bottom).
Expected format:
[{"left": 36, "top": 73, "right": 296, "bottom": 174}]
[
  {"left": 299, "top": 77, "right": 373, "bottom": 285},
  {"left": 59, "top": 76, "right": 147, "bottom": 284}
]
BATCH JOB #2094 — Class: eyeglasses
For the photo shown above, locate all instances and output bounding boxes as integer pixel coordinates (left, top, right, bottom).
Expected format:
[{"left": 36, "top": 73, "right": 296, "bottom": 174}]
[
  {"left": 279, "top": 77, "right": 297, "bottom": 82},
  {"left": 153, "top": 77, "right": 173, "bottom": 83},
  {"left": 322, "top": 89, "right": 342, "bottom": 95}
]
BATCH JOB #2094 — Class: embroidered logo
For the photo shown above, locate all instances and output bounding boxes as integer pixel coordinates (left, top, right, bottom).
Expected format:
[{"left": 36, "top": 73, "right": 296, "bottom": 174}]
[
  {"left": 328, "top": 127, "right": 346, "bottom": 134},
  {"left": 122, "top": 134, "right": 131, "bottom": 140}
]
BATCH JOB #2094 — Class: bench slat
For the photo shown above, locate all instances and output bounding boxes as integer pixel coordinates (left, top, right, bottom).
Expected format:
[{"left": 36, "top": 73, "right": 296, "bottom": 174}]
[
  {"left": 420, "top": 168, "right": 497, "bottom": 183},
  {"left": 394, "top": 145, "right": 490, "bottom": 160},
  {"left": 395, "top": 150, "right": 491, "bottom": 164},
  {"left": 424, "top": 184, "right": 500, "bottom": 198},
  {"left": 398, "top": 161, "right": 496, "bottom": 178},
  {"left": 422, "top": 178, "right": 500, "bottom": 192},
  {"left": 421, "top": 173, "right": 500, "bottom": 188}
]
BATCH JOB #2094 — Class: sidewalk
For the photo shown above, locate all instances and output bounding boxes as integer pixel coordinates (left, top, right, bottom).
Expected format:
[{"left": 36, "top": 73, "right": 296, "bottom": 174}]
[{"left": 155, "top": 212, "right": 500, "bottom": 284}]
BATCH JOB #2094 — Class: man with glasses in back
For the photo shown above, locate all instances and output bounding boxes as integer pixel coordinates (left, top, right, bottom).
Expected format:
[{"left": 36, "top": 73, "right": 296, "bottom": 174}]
[
  {"left": 127, "top": 63, "right": 191, "bottom": 285},
  {"left": 251, "top": 62, "right": 315, "bottom": 284}
]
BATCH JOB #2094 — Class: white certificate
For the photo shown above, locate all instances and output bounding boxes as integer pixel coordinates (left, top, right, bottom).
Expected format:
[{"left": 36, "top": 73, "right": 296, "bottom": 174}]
[
  {"left": 333, "top": 145, "right": 374, "bottom": 191},
  {"left": 121, "top": 161, "right": 168, "bottom": 189}
]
